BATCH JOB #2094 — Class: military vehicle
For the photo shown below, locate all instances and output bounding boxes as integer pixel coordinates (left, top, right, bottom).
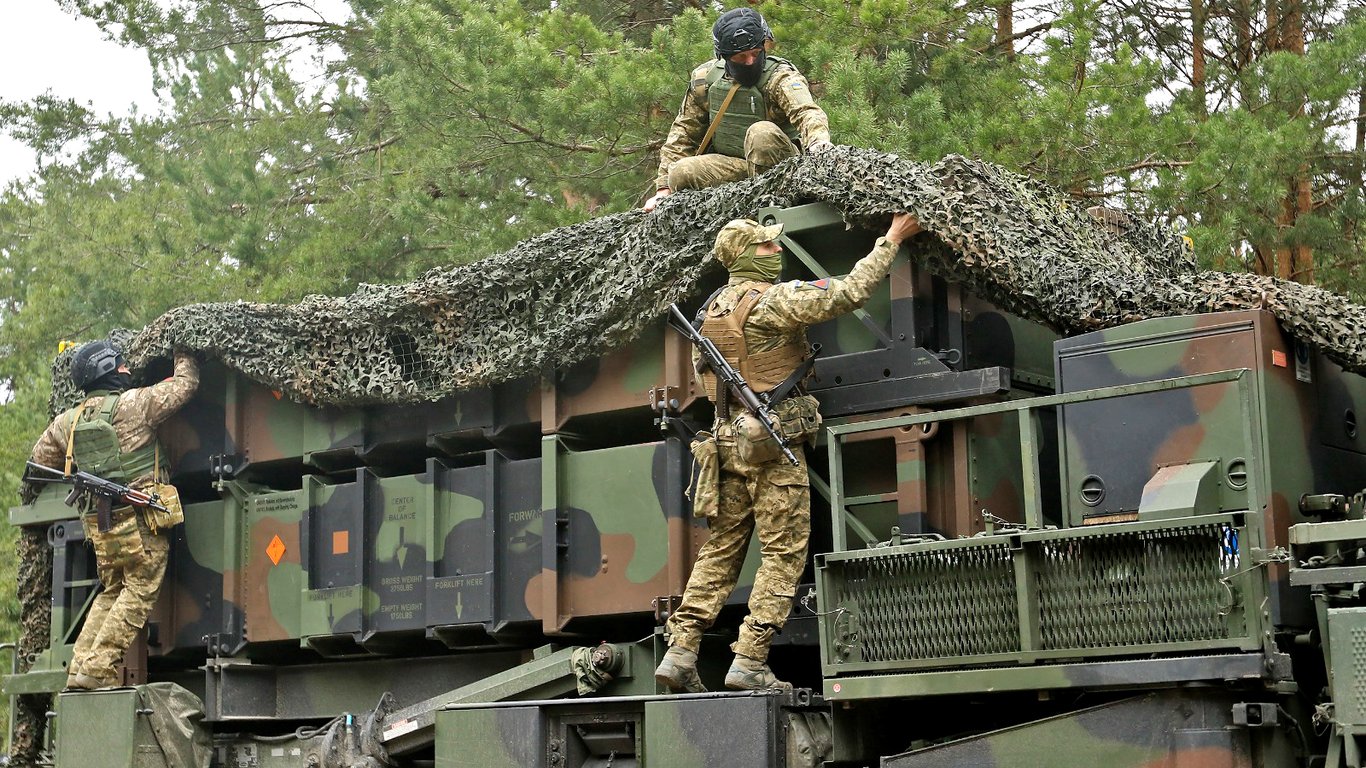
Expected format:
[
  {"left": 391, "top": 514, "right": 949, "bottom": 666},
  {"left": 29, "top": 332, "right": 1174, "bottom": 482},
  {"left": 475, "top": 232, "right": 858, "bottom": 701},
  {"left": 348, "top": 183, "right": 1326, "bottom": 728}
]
[{"left": 7, "top": 196, "right": 1366, "bottom": 768}]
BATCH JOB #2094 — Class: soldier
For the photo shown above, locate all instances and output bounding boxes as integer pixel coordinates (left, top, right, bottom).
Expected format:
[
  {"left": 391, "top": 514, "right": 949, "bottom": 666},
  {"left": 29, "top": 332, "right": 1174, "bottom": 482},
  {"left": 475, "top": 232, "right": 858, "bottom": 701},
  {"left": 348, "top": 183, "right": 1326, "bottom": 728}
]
[
  {"left": 642, "top": 8, "right": 833, "bottom": 212},
  {"left": 28, "top": 340, "right": 199, "bottom": 690},
  {"left": 656, "top": 212, "right": 922, "bottom": 691}
]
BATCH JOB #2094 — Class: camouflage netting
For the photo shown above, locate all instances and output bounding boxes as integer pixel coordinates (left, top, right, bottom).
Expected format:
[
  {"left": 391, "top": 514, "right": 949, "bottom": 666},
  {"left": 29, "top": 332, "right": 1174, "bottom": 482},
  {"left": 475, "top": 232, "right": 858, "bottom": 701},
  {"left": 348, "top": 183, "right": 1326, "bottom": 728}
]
[{"left": 51, "top": 148, "right": 1366, "bottom": 407}]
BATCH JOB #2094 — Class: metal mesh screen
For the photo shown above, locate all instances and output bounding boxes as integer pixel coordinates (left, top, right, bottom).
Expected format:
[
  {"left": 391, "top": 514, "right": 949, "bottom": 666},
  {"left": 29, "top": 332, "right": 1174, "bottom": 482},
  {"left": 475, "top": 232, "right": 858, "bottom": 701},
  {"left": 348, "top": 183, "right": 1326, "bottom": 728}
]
[
  {"left": 828, "top": 521, "right": 1242, "bottom": 666},
  {"left": 837, "top": 543, "right": 1019, "bottom": 661},
  {"left": 1036, "top": 523, "right": 1236, "bottom": 650}
]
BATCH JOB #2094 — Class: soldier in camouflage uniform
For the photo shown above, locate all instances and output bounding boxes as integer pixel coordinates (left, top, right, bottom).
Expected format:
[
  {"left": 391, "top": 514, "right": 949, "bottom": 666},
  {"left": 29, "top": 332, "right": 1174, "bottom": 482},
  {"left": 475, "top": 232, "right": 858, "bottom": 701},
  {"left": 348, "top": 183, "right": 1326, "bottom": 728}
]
[
  {"left": 642, "top": 8, "right": 832, "bottom": 212},
  {"left": 656, "top": 212, "right": 921, "bottom": 691},
  {"left": 28, "top": 341, "right": 199, "bottom": 690}
]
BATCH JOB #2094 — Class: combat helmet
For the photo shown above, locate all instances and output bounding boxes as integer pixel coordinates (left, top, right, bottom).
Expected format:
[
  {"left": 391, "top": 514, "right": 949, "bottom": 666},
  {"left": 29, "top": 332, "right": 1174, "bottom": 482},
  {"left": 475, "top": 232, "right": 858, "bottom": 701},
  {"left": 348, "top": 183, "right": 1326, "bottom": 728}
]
[{"left": 69, "top": 340, "right": 125, "bottom": 392}]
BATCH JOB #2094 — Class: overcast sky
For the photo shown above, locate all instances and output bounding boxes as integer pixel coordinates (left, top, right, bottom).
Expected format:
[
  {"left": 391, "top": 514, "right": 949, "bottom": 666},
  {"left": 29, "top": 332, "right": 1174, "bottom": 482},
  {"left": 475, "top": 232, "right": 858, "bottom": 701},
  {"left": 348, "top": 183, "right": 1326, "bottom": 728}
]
[{"left": 0, "top": 3, "right": 159, "bottom": 186}]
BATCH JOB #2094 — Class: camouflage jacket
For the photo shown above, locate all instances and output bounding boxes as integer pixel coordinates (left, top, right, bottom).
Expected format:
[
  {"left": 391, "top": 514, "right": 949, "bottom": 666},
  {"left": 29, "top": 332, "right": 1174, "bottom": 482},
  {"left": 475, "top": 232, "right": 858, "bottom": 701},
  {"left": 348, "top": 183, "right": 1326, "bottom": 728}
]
[
  {"left": 696, "top": 236, "right": 900, "bottom": 368},
  {"left": 30, "top": 353, "right": 200, "bottom": 486},
  {"left": 654, "top": 57, "right": 832, "bottom": 190}
]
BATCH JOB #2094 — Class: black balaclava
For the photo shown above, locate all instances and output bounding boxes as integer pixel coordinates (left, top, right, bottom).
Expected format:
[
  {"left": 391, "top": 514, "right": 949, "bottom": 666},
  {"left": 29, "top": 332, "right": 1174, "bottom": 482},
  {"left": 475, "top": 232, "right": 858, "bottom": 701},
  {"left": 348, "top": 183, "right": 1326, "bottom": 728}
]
[
  {"left": 91, "top": 370, "right": 133, "bottom": 392},
  {"left": 713, "top": 9, "right": 768, "bottom": 87}
]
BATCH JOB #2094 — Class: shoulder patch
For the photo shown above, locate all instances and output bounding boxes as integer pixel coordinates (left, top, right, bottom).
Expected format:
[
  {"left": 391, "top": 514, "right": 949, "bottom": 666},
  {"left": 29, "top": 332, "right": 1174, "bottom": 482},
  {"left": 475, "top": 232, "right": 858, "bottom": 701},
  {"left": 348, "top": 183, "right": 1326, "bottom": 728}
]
[{"left": 802, "top": 279, "right": 830, "bottom": 290}]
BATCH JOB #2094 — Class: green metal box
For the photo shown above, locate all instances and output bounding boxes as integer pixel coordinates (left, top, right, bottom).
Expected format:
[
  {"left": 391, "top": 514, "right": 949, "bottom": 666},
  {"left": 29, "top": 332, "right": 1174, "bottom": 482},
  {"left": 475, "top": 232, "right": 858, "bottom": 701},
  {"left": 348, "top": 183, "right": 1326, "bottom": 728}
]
[{"left": 55, "top": 689, "right": 152, "bottom": 768}]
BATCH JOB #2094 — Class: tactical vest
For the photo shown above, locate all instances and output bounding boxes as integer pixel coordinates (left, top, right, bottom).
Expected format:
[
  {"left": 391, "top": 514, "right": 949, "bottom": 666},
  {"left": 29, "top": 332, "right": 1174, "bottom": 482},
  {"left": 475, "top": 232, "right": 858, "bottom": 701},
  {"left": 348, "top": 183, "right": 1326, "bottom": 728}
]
[
  {"left": 68, "top": 393, "right": 161, "bottom": 484},
  {"left": 698, "top": 282, "right": 807, "bottom": 402},
  {"left": 704, "top": 57, "right": 802, "bottom": 158}
]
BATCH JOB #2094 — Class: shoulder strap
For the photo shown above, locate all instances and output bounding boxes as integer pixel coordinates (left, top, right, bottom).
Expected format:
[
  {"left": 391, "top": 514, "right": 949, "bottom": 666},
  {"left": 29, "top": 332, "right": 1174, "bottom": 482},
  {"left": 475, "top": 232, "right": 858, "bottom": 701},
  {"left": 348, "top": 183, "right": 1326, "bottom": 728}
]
[
  {"left": 63, "top": 401, "right": 93, "bottom": 476},
  {"left": 697, "top": 82, "right": 740, "bottom": 156},
  {"left": 97, "top": 393, "right": 120, "bottom": 423}
]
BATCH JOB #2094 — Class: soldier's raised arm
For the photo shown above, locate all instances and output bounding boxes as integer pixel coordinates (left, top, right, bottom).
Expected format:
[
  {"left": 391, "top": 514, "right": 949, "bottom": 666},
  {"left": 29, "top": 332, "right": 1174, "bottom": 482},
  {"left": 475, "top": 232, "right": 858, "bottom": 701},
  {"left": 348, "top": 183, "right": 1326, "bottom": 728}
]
[
  {"left": 120, "top": 351, "right": 200, "bottom": 430},
  {"left": 751, "top": 213, "right": 921, "bottom": 331}
]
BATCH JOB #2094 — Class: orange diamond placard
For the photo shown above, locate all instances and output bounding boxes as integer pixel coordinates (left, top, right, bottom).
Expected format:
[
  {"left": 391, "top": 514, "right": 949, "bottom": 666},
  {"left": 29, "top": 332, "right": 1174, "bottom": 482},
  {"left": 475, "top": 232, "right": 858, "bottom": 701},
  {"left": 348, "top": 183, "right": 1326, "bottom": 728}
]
[{"left": 266, "top": 535, "right": 286, "bottom": 565}]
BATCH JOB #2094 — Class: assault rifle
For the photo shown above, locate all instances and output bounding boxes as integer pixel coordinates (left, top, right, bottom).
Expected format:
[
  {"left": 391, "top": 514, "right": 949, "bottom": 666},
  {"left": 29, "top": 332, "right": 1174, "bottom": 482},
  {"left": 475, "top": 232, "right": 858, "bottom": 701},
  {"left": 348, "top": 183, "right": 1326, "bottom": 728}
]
[
  {"left": 24, "top": 461, "right": 169, "bottom": 533},
  {"left": 667, "top": 303, "right": 800, "bottom": 467}
]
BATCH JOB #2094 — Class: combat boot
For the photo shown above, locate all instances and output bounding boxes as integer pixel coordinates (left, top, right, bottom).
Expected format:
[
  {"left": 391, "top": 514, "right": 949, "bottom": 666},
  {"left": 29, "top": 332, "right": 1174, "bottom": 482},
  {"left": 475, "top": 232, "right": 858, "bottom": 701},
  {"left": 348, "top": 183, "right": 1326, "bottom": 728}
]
[
  {"left": 63, "top": 672, "right": 108, "bottom": 691},
  {"left": 654, "top": 646, "right": 707, "bottom": 693},
  {"left": 724, "top": 655, "right": 792, "bottom": 692}
]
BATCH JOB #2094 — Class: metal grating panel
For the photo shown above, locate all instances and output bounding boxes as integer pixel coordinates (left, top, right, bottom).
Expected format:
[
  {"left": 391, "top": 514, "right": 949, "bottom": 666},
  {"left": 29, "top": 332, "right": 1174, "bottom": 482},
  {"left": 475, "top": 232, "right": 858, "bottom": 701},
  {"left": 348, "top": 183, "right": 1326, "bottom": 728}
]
[
  {"left": 825, "top": 520, "right": 1245, "bottom": 668},
  {"left": 1327, "top": 608, "right": 1366, "bottom": 726},
  {"left": 1036, "top": 524, "right": 1236, "bottom": 650},
  {"left": 837, "top": 544, "right": 1019, "bottom": 661}
]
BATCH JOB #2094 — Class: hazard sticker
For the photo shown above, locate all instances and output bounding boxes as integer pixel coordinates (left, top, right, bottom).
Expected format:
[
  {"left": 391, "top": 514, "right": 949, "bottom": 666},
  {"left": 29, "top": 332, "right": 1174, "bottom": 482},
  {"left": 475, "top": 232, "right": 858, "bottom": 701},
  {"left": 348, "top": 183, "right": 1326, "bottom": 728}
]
[
  {"left": 266, "top": 535, "right": 286, "bottom": 565},
  {"left": 333, "top": 530, "right": 350, "bottom": 555}
]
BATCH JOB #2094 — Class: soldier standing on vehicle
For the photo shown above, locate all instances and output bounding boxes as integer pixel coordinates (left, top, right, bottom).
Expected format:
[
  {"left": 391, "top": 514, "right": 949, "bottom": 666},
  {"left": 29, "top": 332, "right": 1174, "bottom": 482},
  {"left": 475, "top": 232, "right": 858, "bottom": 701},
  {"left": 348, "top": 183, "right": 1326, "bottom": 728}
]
[
  {"left": 28, "top": 340, "right": 199, "bottom": 690},
  {"left": 642, "top": 8, "right": 833, "bottom": 212},
  {"left": 656, "top": 212, "right": 922, "bottom": 691}
]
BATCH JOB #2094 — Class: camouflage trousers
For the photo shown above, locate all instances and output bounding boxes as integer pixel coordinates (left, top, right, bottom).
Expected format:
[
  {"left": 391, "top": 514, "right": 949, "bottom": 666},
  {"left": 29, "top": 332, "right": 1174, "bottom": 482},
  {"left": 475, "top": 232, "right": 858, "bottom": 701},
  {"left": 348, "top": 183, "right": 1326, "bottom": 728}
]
[
  {"left": 667, "top": 436, "right": 809, "bottom": 662},
  {"left": 667, "top": 121, "right": 800, "bottom": 192},
  {"left": 72, "top": 510, "right": 169, "bottom": 682}
]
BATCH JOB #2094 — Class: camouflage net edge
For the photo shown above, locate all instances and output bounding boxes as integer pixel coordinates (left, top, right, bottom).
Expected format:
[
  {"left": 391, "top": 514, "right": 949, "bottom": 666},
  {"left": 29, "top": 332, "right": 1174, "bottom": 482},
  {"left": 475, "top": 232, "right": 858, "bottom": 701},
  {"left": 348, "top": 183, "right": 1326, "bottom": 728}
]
[{"left": 43, "top": 147, "right": 1358, "bottom": 408}]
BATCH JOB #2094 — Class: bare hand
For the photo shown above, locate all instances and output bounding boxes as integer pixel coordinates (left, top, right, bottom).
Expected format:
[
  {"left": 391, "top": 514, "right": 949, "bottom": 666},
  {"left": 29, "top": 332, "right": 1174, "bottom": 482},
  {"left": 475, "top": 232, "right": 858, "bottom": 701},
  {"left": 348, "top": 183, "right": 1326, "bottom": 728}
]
[
  {"left": 885, "top": 213, "right": 922, "bottom": 245},
  {"left": 643, "top": 188, "right": 671, "bottom": 212}
]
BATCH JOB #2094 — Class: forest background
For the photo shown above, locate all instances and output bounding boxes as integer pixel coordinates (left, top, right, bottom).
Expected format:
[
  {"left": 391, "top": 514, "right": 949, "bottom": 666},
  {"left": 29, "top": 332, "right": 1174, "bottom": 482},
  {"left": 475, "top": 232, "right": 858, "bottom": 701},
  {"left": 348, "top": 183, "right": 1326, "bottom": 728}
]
[{"left": 0, "top": 0, "right": 1362, "bottom": 718}]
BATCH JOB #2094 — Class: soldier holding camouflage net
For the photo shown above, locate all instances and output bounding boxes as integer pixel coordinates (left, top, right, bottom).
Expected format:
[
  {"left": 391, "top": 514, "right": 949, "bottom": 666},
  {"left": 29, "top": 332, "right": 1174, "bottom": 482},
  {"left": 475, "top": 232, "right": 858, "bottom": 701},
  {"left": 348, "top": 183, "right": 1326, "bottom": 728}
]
[
  {"left": 656, "top": 212, "right": 921, "bottom": 692},
  {"left": 27, "top": 341, "right": 198, "bottom": 691},
  {"left": 642, "top": 8, "right": 832, "bottom": 212}
]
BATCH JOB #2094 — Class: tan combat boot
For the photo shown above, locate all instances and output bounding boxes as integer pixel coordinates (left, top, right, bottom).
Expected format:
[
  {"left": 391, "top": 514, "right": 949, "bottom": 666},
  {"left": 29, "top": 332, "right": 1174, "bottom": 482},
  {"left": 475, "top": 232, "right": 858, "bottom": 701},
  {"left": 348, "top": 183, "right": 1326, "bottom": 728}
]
[
  {"left": 63, "top": 672, "right": 107, "bottom": 691},
  {"left": 654, "top": 646, "right": 707, "bottom": 693},
  {"left": 724, "top": 655, "right": 793, "bottom": 692}
]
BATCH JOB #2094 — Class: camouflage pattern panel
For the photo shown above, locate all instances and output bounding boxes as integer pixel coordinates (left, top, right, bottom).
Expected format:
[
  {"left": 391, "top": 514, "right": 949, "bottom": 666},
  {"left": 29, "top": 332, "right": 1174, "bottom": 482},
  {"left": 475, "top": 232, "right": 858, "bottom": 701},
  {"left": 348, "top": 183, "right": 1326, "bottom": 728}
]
[
  {"left": 877, "top": 690, "right": 1293, "bottom": 768},
  {"left": 544, "top": 321, "right": 703, "bottom": 444},
  {"left": 148, "top": 495, "right": 246, "bottom": 658},
  {"left": 1057, "top": 310, "right": 1366, "bottom": 573},
  {"left": 488, "top": 375, "right": 542, "bottom": 458},
  {"left": 300, "top": 472, "right": 366, "bottom": 655},
  {"left": 434, "top": 706, "right": 545, "bottom": 768},
  {"left": 242, "top": 484, "right": 307, "bottom": 646},
  {"left": 427, "top": 455, "right": 498, "bottom": 646},
  {"left": 642, "top": 695, "right": 825, "bottom": 768},
  {"left": 1056, "top": 311, "right": 1272, "bottom": 528},
  {"left": 161, "top": 361, "right": 363, "bottom": 483},
  {"left": 361, "top": 467, "right": 433, "bottom": 652},
  {"left": 538, "top": 438, "right": 691, "bottom": 635},
  {"left": 435, "top": 693, "right": 820, "bottom": 768},
  {"left": 158, "top": 358, "right": 236, "bottom": 485},
  {"left": 817, "top": 404, "right": 1055, "bottom": 544},
  {"left": 961, "top": 293, "right": 1058, "bottom": 392},
  {"left": 756, "top": 204, "right": 1044, "bottom": 420},
  {"left": 361, "top": 390, "right": 496, "bottom": 466}
]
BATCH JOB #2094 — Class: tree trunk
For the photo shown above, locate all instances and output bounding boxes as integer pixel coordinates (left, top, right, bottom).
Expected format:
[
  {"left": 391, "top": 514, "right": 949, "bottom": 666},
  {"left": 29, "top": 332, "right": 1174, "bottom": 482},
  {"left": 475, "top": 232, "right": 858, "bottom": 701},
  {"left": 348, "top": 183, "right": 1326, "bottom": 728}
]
[
  {"left": 996, "top": 0, "right": 1015, "bottom": 61},
  {"left": 1233, "top": 0, "right": 1255, "bottom": 107},
  {"left": 1268, "top": 0, "right": 1314, "bottom": 283},
  {"left": 1191, "top": 0, "right": 1207, "bottom": 119}
]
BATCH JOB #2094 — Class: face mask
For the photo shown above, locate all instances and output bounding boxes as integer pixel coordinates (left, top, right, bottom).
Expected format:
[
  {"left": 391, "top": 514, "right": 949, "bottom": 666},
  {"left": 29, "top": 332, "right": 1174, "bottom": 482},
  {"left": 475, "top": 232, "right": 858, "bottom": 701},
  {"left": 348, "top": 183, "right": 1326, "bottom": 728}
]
[
  {"left": 725, "top": 50, "right": 766, "bottom": 87},
  {"left": 729, "top": 243, "right": 783, "bottom": 282},
  {"left": 92, "top": 372, "right": 133, "bottom": 392}
]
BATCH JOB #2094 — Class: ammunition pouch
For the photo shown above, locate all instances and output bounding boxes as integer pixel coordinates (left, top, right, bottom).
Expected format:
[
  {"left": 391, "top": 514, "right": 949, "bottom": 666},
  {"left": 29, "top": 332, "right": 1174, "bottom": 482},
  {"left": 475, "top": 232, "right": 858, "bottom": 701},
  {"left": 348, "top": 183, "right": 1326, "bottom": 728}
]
[
  {"left": 733, "top": 395, "right": 821, "bottom": 466},
  {"left": 143, "top": 483, "right": 184, "bottom": 534},
  {"left": 687, "top": 431, "right": 720, "bottom": 519}
]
